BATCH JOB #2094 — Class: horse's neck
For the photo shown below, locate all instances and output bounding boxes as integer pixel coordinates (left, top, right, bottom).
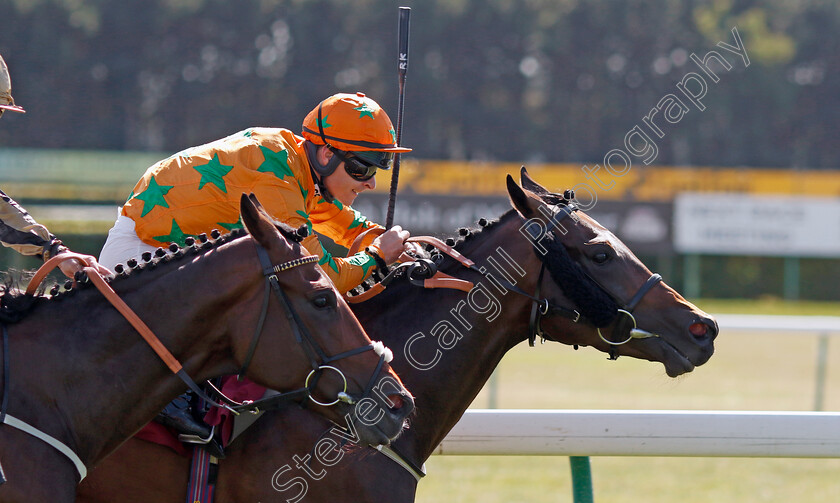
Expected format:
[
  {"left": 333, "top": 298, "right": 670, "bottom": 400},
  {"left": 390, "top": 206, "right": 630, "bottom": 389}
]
[
  {"left": 8, "top": 243, "right": 247, "bottom": 465},
  {"left": 375, "top": 214, "right": 538, "bottom": 464}
]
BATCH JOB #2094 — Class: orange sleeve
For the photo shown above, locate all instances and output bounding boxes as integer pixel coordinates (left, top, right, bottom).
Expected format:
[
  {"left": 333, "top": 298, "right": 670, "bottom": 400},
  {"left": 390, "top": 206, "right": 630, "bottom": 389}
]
[
  {"left": 252, "top": 163, "right": 378, "bottom": 295},
  {"left": 298, "top": 234, "right": 377, "bottom": 295},
  {"left": 122, "top": 127, "right": 380, "bottom": 294},
  {"left": 309, "top": 196, "right": 383, "bottom": 248}
]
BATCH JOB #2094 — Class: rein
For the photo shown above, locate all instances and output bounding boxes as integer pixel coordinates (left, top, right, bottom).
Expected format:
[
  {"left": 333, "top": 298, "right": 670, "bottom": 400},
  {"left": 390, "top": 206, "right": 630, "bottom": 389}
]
[
  {"left": 26, "top": 252, "right": 235, "bottom": 412},
  {"left": 348, "top": 205, "right": 661, "bottom": 353},
  {"left": 3, "top": 240, "right": 387, "bottom": 482},
  {"left": 220, "top": 243, "right": 391, "bottom": 414}
]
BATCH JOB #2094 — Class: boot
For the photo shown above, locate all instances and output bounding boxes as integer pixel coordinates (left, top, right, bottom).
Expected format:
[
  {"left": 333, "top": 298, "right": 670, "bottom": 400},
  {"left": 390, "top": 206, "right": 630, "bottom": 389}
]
[
  {"left": 195, "top": 434, "right": 226, "bottom": 460},
  {"left": 155, "top": 391, "right": 212, "bottom": 439}
]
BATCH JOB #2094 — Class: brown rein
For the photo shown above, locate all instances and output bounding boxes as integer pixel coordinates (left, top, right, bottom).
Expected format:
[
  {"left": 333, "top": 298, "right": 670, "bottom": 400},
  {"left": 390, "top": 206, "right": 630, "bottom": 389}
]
[
  {"left": 25, "top": 249, "right": 386, "bottom": 415},
  {"left": 26, "top": 252, "right": 184, "bottom": 373},
  {"left": 345, "top": 228, "right": 475, "bottom": 304}
]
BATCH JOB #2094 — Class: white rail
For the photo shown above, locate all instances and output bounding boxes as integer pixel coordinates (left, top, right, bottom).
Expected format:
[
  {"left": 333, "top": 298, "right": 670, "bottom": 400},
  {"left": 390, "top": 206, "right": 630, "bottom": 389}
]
[
  {"left": 435, "top": 410, "right": 840, "bottom": 458},
  {"left": 436, "top": 315, "right": 840, "bottom": 458},
  {"left": 715, "top": 314, "right": 840, "bottom": 334}
]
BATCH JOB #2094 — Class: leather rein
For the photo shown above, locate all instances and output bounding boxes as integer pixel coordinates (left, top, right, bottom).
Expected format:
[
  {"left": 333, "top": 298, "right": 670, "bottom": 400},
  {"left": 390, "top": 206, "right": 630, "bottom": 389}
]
[
  {"left": 213, "top": 242, "right": 391, "bottom": 413},
  {"left": 349, "top": 204, "right": 662, "bottom": 353},
  {"left": 3, "top": 238, "right": 389, "bottom": 481}
]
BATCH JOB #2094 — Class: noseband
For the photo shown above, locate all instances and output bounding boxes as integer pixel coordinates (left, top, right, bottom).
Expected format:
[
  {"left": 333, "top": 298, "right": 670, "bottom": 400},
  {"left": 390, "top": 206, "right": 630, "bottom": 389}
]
[
  {"left": 527, "top": 203, "right": 663, "bottom": 359},
  {"left": 210, "top": 242, "right": 391, "bottom": 413},
  {"left": 465, "top": 202, "right": 662, "bottom": 359},
  {"left": 595, "top": 273, "right": 662, "bottom": 359}
]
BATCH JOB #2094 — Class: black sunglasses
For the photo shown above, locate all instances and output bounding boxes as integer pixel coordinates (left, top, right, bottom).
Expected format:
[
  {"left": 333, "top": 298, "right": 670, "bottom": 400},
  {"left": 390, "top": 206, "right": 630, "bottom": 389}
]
[{"left": 328, "top": 147, "right": 382, "bottom": 181}]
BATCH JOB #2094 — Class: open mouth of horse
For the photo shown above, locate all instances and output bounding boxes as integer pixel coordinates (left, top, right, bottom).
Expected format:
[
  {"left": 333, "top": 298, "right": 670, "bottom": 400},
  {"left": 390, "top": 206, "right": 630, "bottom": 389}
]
[
  {"left": 336, "top": 391, "right": 415, "bottom": 447},
  {"left": 371, "top": 392, "right": 415, "bottom": 445},
  {"left": 615, "top": 328, "right": 694, "bottom": 377},
  {"left": 656, "top": 337, "right": 696, "bottom": 377},
  {"left": 636, "top": 320, "right": 716, "bottom": 377}
]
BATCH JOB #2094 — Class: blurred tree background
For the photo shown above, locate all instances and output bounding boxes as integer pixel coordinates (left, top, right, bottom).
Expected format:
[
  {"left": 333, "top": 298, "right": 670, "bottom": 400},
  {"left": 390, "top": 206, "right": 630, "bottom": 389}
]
[{"left": 0, "top": 0, "right": 836, "bottom": 169}]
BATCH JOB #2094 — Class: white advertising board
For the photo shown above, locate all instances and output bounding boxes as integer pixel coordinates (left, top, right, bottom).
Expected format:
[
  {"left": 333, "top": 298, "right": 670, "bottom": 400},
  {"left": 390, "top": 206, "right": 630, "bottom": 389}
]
[{"left": 674, "top": 193, "right": 840, "bottom": 257}]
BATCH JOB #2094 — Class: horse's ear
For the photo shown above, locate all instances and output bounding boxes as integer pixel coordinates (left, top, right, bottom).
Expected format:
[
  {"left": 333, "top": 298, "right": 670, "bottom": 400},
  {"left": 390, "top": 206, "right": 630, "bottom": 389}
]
[
  {"left": 241, "top": 193, "right": 284, "bottom": 248},
  {"left": 247, "top": 193, "right": 266, "bottom": 213},
  {"left": 520, "top": 166, "right": 549, "bottom": 198},
  {"left": 507, "top": 174, "right": 537, "bottom": 218},
  {"left": 241, "top": 193, "right": 261, "bottom": 235}
]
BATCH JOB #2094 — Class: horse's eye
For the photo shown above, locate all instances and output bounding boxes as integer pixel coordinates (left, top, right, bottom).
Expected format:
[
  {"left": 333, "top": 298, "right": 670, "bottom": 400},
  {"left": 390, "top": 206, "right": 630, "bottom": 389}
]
[
  {"left": 312, "top": 292, "right": 335, "bottom": 309},
  {"left": 593, "top": 252, "right": 610, "bottom": 264}
]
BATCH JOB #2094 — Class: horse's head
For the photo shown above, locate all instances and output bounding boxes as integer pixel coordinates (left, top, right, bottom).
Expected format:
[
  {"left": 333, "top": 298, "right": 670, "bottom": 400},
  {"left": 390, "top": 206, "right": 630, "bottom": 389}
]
[
  {"left": 235, "top": 194, "right": 414, "bottom": 446},
  {"left": 506, "top": 168, "right": 717, "bottom": 377}
]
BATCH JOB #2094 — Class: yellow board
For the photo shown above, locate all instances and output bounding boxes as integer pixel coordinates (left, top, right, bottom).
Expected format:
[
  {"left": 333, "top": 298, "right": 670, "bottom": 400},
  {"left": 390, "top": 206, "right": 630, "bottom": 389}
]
[
  {"left": 2, "top": 147, "right": 839, "bottom": 202},
  {"left": 375, "top": 160, "right": 840, "bottom": 201}
]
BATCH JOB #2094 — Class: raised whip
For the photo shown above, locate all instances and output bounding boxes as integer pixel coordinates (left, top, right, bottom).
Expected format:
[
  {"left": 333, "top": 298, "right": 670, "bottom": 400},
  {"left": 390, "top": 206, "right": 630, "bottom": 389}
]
[{"left": 385, "top": 6, "right": 410, "bottom": 229}]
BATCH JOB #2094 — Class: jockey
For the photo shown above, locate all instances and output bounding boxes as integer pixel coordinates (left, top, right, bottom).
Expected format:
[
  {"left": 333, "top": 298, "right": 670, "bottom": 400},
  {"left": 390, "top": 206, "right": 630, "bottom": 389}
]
[
  {"left": 99, "top": 92, "right": 410, "bottom": 291},
  {"left": 0, "top": 53, "right": 110, "bottom": 279},
  {"left": 98, "top": 92, "right": 414, "bottom": 454}
]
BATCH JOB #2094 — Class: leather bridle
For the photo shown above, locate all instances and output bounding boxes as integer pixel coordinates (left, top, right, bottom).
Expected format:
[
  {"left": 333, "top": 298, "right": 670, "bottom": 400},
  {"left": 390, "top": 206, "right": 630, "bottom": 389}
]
[
  {"left": 0, "top": 238, "right": 395, "bottom": 483},
  {"left": 524, "top": 203, "right": 662, "bottom": 358},
  {"left": 211, "top": 242, "right": 392, "bottom": 413},
  {"left": 465, "top": 202, "right": 663, "bottom": 358},
  {"left": 367, "top": 202, "right": 665, "bottom": 482}
]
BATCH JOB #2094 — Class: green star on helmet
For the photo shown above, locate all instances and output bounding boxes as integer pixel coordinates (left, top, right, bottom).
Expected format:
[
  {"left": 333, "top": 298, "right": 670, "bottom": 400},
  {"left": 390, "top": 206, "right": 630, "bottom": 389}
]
[
  {"left": 319, "top": 115, "right": 333, "bottom": 129},
  {"left": 354, "top": 102, "right": 376, "bottom": 119}
]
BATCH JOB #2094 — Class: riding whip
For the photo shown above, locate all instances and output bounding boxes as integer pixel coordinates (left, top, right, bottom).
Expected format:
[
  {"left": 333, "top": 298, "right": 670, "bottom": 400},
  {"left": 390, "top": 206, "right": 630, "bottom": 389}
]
[{"left": 385, "top": 6, "right": 410, "bottom": 229}]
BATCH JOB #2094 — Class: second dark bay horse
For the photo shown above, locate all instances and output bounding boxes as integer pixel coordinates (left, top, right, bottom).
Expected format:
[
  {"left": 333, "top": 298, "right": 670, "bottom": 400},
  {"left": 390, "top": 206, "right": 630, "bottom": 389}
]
[
  {"left": 77, "top": 171, "right": 717, "bottom": 502},
  {"left": 0, "top": 194, "right": 412, "bottom": 503}
]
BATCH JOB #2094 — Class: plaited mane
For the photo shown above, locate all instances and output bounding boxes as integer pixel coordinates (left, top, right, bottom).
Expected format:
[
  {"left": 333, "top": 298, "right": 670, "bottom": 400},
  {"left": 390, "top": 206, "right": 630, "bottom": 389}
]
[
  {"left": 88, "top": 222, "right": 306, "bottom": 285},
  {"left": 447, "top": 212, "right": 513, "bottom": 250},
  {"left": 0, "top": 222, "right": 309, "bottom": 323}
]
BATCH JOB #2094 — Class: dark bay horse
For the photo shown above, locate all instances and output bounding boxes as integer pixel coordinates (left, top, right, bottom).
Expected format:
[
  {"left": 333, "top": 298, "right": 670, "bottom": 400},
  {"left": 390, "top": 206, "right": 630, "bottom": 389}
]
[
  {"left": 0, "top": 194, "right": 412, "bottom": 503},
  {"left": 77, "top": 171, "right": 717, "bottom": 502}
]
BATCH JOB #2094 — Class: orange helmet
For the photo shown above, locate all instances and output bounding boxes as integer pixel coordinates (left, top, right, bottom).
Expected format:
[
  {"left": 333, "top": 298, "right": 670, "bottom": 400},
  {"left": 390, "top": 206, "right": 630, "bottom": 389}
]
[
  {"left": 302, "top": 92, "right": 410, "bottom": 153},
  {"left": 0, "top": 54, "right": 25, "bottom": 116}
]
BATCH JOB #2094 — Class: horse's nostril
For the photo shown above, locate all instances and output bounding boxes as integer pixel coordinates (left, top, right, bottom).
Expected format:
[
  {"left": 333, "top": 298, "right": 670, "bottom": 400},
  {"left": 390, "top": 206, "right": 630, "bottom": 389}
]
[
  {"left": 387, "top": 394, "right": 404, "bottom": 411},
  {"left": 689, "top": 322, "right": 709, "bottom": 339}
]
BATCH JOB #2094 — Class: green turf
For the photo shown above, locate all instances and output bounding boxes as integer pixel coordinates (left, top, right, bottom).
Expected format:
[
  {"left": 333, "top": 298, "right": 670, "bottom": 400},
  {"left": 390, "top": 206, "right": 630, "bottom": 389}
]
[{"left": 415, "top": 299, "right": 840, "bottom": 502}]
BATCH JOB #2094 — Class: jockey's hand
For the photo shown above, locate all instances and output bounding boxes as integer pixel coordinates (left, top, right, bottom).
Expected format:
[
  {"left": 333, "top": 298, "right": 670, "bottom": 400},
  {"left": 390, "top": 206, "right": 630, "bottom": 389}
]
[
  {"left": 372, "top": 226, "right": 411, "bottom": 264},
  {"left": 56, "top": 252, "right": 113, "bottom": 279}
]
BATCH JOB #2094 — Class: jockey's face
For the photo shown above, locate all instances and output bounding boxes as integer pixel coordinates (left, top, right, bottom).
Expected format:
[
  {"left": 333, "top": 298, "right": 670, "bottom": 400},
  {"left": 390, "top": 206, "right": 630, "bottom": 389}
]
[{"left": 322, "top": 148, "right": 376, "bottom": 206}]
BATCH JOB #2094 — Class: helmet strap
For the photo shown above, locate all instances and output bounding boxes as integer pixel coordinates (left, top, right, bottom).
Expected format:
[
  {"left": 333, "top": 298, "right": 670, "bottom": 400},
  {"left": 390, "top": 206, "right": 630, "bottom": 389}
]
[
  {"left": 303, "top": 141, "right": 336, "bottom": 203},
  {"left": 304, "top": 140, "right": 342, "bottom": 177}
]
